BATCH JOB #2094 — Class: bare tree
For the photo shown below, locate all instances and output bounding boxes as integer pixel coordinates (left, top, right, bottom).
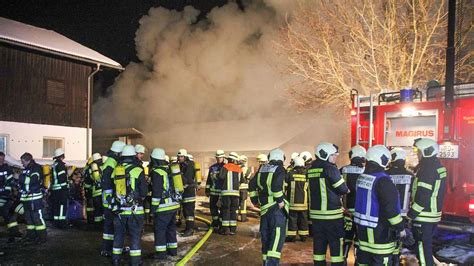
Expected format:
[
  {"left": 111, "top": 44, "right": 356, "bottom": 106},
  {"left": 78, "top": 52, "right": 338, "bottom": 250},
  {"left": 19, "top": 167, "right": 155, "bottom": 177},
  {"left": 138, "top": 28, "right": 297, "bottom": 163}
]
[{"left": 278, "top": 0, "right": 473, "bottom": 109}]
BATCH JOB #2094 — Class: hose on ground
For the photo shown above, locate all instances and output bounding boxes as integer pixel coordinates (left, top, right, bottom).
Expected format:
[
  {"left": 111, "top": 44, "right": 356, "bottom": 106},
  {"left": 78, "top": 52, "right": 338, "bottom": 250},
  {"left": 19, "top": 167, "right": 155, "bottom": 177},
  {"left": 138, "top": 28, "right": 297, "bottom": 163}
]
[{"left": 176, "top": 216, "right": 213, "bottom": 266}]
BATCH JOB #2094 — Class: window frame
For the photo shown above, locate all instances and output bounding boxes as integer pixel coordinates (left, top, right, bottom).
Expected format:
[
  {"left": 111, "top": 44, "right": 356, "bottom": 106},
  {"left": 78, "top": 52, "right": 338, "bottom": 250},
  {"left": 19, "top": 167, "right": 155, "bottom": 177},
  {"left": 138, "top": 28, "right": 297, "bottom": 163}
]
[{"left": 43, "top": 137, "right": 65, "bottom": 158}]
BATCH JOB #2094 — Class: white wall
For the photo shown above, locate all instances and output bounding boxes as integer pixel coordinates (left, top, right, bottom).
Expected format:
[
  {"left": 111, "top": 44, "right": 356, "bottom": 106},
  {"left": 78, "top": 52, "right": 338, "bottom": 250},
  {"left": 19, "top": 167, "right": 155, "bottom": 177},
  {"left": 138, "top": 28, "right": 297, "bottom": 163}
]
[{"left": 0, "top": 121, "right": 91, "bottom": 161}]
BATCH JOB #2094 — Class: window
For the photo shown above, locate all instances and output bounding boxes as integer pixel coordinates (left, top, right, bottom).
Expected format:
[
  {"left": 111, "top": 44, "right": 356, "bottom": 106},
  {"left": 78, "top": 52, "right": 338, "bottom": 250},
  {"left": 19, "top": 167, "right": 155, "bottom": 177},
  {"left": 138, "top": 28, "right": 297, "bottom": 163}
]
[
  {"left": 43, "top": 138, "right": 64, "bottom": 158},
  {"left": 46, "top": 79, "right": 66, "bottom": 106},
  {"left": 0, "top": 135, "right": 7, "bottom": 153}
]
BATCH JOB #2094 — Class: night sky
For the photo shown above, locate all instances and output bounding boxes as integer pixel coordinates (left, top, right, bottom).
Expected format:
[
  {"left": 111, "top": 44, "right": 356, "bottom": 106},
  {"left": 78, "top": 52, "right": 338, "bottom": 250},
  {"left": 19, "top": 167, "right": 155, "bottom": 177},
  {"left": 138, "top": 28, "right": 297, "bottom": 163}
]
[{"left": 0, "top": 0, "right": 237, "bottom": 93}]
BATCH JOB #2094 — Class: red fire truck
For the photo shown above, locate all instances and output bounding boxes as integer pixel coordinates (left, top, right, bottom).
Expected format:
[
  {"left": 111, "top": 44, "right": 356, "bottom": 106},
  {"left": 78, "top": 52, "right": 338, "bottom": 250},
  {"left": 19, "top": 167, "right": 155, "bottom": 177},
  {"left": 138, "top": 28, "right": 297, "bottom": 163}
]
[{"left": 350, "top": 82, "right": 474, "bottom": 234}]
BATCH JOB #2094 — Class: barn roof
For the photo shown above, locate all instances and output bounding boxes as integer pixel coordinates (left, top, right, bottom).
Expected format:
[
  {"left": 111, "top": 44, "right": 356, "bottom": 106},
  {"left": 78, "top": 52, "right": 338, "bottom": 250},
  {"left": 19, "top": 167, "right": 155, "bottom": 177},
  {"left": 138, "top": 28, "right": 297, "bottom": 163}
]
[{"left": 0, "top": 17, "right": 123, "bottom": 70}]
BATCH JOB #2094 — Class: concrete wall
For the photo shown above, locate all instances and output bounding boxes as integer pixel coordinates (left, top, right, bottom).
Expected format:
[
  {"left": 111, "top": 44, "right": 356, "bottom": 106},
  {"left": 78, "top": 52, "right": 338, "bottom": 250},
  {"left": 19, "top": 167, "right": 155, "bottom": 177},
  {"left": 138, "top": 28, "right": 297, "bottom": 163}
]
[{"left": 0, "top": 120, "right": 90, "bottom": 161}]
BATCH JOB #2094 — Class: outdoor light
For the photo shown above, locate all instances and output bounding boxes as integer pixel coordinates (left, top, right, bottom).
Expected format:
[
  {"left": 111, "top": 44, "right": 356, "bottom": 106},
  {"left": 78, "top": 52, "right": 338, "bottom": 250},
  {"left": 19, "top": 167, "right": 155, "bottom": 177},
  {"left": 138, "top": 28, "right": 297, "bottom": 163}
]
[
  {"left": 401, "top": 106, "right": 417, "bottom": 117},
  {"left": 350, "top": 109, "right": 357, "bottom": 116}
]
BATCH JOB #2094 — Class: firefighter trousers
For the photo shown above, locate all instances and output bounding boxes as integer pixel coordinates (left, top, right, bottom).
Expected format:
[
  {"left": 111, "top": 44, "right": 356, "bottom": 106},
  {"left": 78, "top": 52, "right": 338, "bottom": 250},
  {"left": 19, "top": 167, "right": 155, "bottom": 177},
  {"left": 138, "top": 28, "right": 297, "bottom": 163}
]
[
  {"left": 102, "top": 208, "right": 114, "bottom": 253},
  {"left": 92, "top": 196, "right": 103, "bottom": 223},
  {"left": 312, "top": 218, "right": 344, "bottom": 265},
  {"left": 23, "top": 200, "right": 46, "bottom": 241},
  {"left": 260, "top": 204, "right": 287, "bottom": 266},
  {"left": 221, "top": 196, "right": 239, "bottom": 233},
  {"left": 0, "top": 200, "right": 19, "bottom": 236},
  {"left": 182, "top": 201, "right": 195, "bottom": 231},
  {"left": 86, "top": 198, "right": 94, "bottom": 224},
  {"left": 239, "top": 190, "right": 248, "bottom": 220},
  {"left": 112, "top": 214, "right": 144, "bottom": 265},
  {"left": 357, "top": 249, "right": 393, "bottom": 265},
  {"left": 209, "top": 195, "right": 220, "bottom": 228},
  {"left": 413, "top": 222, "right": 437, "bottom": 266},
  {"left": 343, "top": 215, "right": 357, "bottom": 260},
  {"left": 287, "top": 210, "right": 308, "bottom": 238},
  {"left": 153, "top": 210, "right": 178, "bottom": 256},
  {"left": 50, "top": 188, "right": 68, "bottom": 228}
]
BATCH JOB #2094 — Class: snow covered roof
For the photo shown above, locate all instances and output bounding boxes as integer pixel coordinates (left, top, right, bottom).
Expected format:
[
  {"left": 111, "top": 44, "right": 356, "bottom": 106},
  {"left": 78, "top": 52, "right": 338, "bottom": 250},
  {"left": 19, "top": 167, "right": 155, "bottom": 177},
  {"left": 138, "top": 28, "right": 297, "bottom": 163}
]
[{"left": 0, "top": 17, "right": 123, "bottom": 70}]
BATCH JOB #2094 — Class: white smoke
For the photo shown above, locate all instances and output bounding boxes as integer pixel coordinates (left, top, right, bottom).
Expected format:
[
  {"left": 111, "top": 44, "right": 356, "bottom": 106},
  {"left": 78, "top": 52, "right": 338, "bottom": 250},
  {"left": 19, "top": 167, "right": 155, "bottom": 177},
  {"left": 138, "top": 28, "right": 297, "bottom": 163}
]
[{"left": 93, "top": 0, "right": 350, "bottom": 159}]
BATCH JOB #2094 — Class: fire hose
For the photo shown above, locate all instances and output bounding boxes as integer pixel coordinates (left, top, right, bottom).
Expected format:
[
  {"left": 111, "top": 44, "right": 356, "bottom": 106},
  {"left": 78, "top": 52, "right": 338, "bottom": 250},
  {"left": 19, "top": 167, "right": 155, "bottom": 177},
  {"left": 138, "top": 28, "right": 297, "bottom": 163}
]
[{"left": 176, "top": 216, "right": 213, "bottom": 266}]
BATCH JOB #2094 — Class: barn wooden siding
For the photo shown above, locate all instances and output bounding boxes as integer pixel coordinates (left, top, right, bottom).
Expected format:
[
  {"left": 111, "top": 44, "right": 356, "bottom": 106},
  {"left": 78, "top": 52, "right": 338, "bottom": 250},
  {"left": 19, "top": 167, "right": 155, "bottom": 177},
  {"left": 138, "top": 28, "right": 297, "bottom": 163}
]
[{"left": 0, "top": 43, "right": 92, "bottom": 128}]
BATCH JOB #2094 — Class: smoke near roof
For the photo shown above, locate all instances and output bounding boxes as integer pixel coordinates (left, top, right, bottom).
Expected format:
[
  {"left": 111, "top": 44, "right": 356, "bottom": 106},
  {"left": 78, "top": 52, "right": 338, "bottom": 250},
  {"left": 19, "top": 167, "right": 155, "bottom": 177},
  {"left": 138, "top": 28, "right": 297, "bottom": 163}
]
[{"left": 93, "top": 0, "right": 349, "bottom": 157}]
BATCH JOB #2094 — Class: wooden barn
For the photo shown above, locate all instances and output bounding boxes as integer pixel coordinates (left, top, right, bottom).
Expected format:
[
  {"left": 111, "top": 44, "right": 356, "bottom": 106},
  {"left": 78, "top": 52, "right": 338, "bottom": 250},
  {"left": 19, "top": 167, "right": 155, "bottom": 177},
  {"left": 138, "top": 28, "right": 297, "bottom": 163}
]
[{"left": 0, "top": 17, "right": 123, "bottom": 163}]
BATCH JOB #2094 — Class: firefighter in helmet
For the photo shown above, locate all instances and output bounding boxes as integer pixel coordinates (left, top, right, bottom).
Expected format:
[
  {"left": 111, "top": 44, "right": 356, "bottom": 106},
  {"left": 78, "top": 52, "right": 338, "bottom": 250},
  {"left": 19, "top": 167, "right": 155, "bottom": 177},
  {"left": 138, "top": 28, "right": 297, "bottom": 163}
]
[
  {"left": 340, "top": 145, "right": 366, "bottom": 261},
  {"left": 83, "top": 153, "right": 104, "bottom": 226},
  {"left": 354, "top": 145, "right": 408, "bottom": 265},
  {"left": 50, "top": 148, "right": 68, "bottom": 229},
  {"left": 285, "top": 156, "right": 309, "bottom": 242},
  {"left": 308, "top": 142, "right": 349, "bottom": 265},
  {"left": 150, "top": 148, "right": 180, "bottom": 259},
  {"left": 0, "top": 151, "right": 22, "bottom": 242},
  {"left": 287, "top": 152, "right": 300, "bottom": 173},
  {"left": 100, "top": 140, "right": 126, "bottom": 257},
  {"left": 387, "top": 147, "right": 415, "bottom": 265},
  {"left": 249, "top": 148, "right": 288, "bottom": 265},
  {"left": 218, "top": 152, "right": 242, "bottom": 235},
  {"left": 111, "top": 145, "right": 148, "bottom": 266},
  {"left": 408, "top": 138, "right": 446, "bottom": 266},
  {"left": 238, "top": 155, "right": 252, "bottom": 222},
  {"left": 177, "top": 148, "right": 196, "bottom": 237},
  {"left": 205, "top": 150, "right": 226, "bottom": 229}
]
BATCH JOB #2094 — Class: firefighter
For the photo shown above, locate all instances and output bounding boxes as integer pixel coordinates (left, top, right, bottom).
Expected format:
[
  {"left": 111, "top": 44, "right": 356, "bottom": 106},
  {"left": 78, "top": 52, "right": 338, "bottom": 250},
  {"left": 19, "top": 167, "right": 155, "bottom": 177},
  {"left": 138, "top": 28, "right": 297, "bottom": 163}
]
[
  {"left": 300, "top": 151, "right": 313, "bottom": 168},
  {"left": 249, "top": 148, "right": 288, "bottom": 265},
  {"left": 111, "top": 145, "right": 147, "bottom": 266},
  {"left": 177, "top": 148, "right": 196, "bottom": 236},
  {"left": 19, "top": 153, "right": 47, "bottom": 244},
  {"left": 217, "top": 152, "right": 242, "bottom": 235},
  {"left": 50, "top": 148, "right": 68, "bottom": 229},
  {"left": 407, "top": 138, "right": 446, "bottom": 266},
  {"left": 238, "top": 155, "right": 252, "bottom": 222},
  {"left": 0, "top": 152, "right": 21, "bottom": 242},
  {"left": 354, "top": 145, "right": 406, "bottom": 265},
  {"left": 150, "top": 148, "right": 181, "bottom": 259},
  {"left": 83, "top": 153, "right": 104, "bottom": 226},
  {"left": 387, "top": 147, "right": 415, "bottom": 264},
  {"left": 100, "top": 140, "right": 126, "bottom": 257},
  {"left": 287, "top": 152, "right": 299, "bottom": 172},
  {"left": 308, "top": 142, "right": 348, "bottom": 265},
  {"left": 135, "top": 144, "right": 152, "bottom": 224},
  {"left": 340, "top": 145, "right": 366, "bottom": 261},
  {"left": 285, "top": 156, "right": 309, "bottom": 242},
  {"left": 205, "top": 150, "right": 226, "bottom": 229}
]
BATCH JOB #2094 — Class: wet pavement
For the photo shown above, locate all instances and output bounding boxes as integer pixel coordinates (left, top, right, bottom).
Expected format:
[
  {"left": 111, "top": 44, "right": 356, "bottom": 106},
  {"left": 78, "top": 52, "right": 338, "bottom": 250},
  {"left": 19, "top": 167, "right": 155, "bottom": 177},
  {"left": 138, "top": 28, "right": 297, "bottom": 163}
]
[{"left": 1, "top": 197, "right": 472, "bottom": 265}]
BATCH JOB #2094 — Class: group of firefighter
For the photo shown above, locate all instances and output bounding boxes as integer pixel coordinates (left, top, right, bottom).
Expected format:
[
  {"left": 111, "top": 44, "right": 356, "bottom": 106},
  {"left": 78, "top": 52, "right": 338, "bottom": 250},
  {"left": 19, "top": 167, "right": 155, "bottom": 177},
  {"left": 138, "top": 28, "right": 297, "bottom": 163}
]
[
  {"left": 248, "top": 138, "right": 445, "bottom": 266},
  {"left": 0, "top": 137, "right": 446, "bottom": 265}
]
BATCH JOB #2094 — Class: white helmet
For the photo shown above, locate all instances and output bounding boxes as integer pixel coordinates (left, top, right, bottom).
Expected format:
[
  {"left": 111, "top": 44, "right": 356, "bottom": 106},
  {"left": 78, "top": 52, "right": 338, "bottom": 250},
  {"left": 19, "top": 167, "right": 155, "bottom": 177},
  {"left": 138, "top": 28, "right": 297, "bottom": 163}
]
[
  {"left": 349, "top": 145, "right": 367, "bottom": 159},
  {"left": 257, "top": 154, "right": 268, "bottom": 163},
  {"left": 300, "top": 151, "right": 313, "bottom": 162},
  {"left": 240, "top": 155, "right": 248, "bottom": 162},
  {"left": 269, "top": 148, "right": 285, "bottom": 162},
  {"left": 215, "top": 150, "right": 225, "bottom": 158},
  {"left": 165, "top": 155, "right": 170, "bottom": 163},
  {"left": 92, "top": 153, "right": 102, "bottom": 162},
  {"left": 177, "top": 149, "right": 188, "bottom": 157},
  {"left": 151, "top": 148, "right": 166, "bottom": 160},
  {"left": 135, "top": 144, "right": 145, "bottom": 154},
  {"left": 228, "top": 152, "right": 240, "bottom": 161},
  {"left": 54, "top": 148, "right": 65, "bottom": 158},
  {"left": 294, "top": 156, "right": 305, "bottom": 167},
  {"left": 121, "top": 145, "right": 136, "bottom": 157},
  {"left": 315, "top": 142, "right": 339, "bottom": 161},
  {"left": 188, "top": 154, "right": 194, "bottom": 161},
  {"left": 111, "top": 140, "right": 126, "bottom": 153},
  {"left": 366, "top": 145, "right": 391, "bottom": 168},
  {"left": 414, "top": 138, "right": 439, "bottom": 158},
  {"left": 291, "top": 152, "right": 299, "bottom": 161},
  {"left": 390, "top": 147, "right": 407, "bottom": 161}
]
